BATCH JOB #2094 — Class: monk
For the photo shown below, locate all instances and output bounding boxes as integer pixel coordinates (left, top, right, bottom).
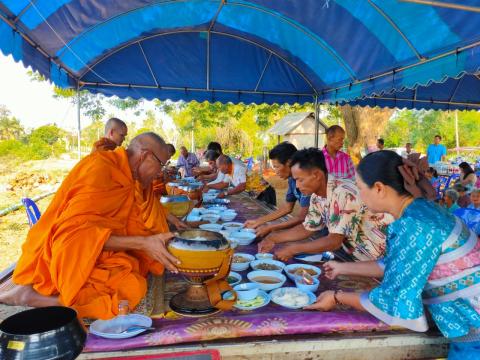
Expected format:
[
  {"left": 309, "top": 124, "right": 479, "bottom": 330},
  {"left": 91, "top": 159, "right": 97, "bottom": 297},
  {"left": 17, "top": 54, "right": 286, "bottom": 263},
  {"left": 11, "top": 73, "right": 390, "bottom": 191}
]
[
  {"left": 0, "top": 132, "right": 180, "bottom": 319},
  {"left": 91, "top": 117, "right": 128, "bottom": 152}
]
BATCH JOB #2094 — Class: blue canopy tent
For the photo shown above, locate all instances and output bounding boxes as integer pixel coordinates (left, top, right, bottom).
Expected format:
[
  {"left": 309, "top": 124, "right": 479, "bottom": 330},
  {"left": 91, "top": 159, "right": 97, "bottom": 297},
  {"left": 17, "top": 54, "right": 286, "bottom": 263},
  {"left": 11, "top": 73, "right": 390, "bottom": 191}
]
[{"left": 1, "top": 0, "right": 480, "bottom": 107}]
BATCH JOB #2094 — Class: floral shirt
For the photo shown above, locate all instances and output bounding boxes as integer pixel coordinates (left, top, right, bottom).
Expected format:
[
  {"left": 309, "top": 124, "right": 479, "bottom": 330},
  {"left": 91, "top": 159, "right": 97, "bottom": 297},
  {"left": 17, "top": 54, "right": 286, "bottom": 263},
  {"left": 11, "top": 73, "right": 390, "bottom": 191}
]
[{"left": 302, "top": 177, "right": 393, "bottom": 261}]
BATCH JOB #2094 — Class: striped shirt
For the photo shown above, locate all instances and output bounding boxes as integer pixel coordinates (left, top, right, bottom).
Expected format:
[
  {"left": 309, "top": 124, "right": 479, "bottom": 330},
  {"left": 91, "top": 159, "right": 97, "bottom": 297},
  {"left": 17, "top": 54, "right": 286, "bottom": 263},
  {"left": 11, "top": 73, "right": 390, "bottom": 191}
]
[{"left": 322, "top": 146, "right": 355, "bottom": 179}]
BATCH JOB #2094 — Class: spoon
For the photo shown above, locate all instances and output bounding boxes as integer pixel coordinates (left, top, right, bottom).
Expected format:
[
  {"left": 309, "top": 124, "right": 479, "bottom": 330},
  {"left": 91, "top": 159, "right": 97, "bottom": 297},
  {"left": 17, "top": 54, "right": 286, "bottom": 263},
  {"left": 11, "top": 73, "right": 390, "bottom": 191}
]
[{"left": 118, "top": 325, "right": 155, "bottom": 334}]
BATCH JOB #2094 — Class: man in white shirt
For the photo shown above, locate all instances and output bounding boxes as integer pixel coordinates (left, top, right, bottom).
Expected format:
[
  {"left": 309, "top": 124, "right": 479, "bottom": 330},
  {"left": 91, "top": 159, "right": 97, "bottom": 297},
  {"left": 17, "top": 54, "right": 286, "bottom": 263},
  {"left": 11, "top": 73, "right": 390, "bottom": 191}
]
[
  {"left": 401, "top": 142, "right": 416, "bottom": 158},
  {"left": 204, "top": 155, "right": 246, "bottom": 197}
]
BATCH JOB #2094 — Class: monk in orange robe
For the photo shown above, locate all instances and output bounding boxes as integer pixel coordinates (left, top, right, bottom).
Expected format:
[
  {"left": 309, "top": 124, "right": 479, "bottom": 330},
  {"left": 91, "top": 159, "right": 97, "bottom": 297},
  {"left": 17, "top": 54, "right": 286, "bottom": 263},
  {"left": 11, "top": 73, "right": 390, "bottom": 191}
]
[
  {"left": 0, "top": 132, "right": 179, "bottom": 319},
  {"left": 91, "top": 117, "right": 128, "bottom": 152}
]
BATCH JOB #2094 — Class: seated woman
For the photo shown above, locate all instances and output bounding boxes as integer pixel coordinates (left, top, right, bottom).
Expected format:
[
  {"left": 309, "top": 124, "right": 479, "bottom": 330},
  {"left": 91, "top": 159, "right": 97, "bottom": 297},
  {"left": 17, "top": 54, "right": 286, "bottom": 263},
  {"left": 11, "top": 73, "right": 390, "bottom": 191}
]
[
  {"left": 468, "top": 189, "right": 480, "bottom": 210},
  {"left": 459, "top": 162, "right": 477, "bottom": 192},
  {"left": 305, "top": 150, "right": 480, "bottom": 359},
  {"left": 443, "top": 188, "right": 460, "bottom": 214}
]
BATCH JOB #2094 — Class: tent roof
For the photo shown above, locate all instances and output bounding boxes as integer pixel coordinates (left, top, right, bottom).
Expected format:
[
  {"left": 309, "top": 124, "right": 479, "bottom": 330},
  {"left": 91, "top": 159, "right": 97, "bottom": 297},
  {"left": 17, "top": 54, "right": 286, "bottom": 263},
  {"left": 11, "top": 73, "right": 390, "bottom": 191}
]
[
  {"left": 1, "top": 1, "right": 480, "bottom": 105},
  {"left": 342, "top": 72, "right": 480, "bottom": 111}
]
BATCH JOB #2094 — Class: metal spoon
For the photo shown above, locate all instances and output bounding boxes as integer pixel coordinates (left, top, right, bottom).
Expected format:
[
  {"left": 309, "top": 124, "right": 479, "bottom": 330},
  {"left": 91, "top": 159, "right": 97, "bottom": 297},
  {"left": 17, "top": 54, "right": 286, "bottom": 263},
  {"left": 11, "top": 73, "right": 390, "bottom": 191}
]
[{"left": 119, "top": 325, "right": 155, "bottom": 334}]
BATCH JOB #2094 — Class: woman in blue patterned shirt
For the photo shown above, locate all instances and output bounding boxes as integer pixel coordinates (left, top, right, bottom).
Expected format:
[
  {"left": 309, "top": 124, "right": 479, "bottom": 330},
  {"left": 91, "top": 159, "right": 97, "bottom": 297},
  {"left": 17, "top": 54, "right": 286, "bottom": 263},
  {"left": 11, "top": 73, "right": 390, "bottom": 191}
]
[{"left": 305, "top": 150, "right": 480, "bottom": 359}]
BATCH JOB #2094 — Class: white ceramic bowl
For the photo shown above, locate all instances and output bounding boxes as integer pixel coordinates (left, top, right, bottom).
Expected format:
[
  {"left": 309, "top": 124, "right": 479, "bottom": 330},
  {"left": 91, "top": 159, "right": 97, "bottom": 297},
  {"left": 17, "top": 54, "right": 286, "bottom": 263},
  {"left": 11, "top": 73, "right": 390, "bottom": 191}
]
[
  {"left": 295, "top": 277, "right": 320, "bottom": 293},
  {"left": 228, "top": 231, "right": 256, "bottom": 246},
  {"left": 247, "top": 270, "right": 286, "bottom": 291},
  {"left": 201, "top": 214, "right": 220, "bottom": 223},
  {"left": 255, "top": 253, "right": 274, "bottom": 260},
  {"left": 234, "top": 283, "right": 259, "bottom": 301},
  {"left": 284, "top": 264, "right": 322, "bottom": 282},
  {"left": 222, "top": 222, "right": 244, "bottom": 232},
  {"left": 199, "top": 223, "right": 223, "bottom": 232},
  {"left": 231, "top": 253, "right": 255, "bottom": 272},
  {"left": 220, "top": 212, "right": 237, "bottom": 222},
  {"left": 250, "top": 259, "right": 285, "bottom": 272},
  {"left": 227, "top": 271, "right": 242, "bottom": 287}
]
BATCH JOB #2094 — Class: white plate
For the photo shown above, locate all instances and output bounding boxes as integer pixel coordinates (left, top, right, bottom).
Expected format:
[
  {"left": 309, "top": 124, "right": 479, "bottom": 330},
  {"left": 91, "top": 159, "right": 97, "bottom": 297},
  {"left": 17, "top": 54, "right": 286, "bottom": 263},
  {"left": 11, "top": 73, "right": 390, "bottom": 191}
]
[
  {"left": 199, "top": 223, "right": 223, "bottom": 232},
  {"left": 90, "top": 314, "right": 152, "bottom": 339},
  {"left": 270, "top": 287, "right": 316, "bottom": 309}
]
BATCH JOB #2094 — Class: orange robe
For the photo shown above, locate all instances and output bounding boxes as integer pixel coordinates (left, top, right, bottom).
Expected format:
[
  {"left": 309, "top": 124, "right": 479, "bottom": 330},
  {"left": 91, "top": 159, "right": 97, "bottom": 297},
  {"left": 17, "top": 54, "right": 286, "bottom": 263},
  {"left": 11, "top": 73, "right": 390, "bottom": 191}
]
[
  {"left": 13, "top": 148, "right": 169, "bottom": 319},
  {"left": 91, "top": 137, "right": 118, "bottom": 152}
]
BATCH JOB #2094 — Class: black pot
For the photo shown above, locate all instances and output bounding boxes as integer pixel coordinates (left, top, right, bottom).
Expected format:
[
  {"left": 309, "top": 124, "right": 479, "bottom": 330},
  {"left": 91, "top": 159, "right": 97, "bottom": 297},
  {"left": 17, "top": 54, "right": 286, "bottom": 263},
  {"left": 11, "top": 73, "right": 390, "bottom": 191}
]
[{"left": 0, "top": 306, "right": 86, "bottom": 360}]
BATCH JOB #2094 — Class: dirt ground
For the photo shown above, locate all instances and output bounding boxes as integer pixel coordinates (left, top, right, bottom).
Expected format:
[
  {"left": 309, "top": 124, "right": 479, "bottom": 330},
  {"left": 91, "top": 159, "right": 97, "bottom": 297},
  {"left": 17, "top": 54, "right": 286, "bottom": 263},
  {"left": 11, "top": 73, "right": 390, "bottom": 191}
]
[{"left": 0, "top": 157, "right": 76, "bottom": 270}]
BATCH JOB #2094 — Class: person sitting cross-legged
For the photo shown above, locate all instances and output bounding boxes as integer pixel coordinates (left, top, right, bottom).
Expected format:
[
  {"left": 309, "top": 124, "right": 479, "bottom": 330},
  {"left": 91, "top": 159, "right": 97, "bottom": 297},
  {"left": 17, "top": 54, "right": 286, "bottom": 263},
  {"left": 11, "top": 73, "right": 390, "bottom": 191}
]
[
  {"left": 0, "top": 132, "right": 180, "bottom": 320},
  {"left": 257, "top": 148, "right": 392, "bottom": 262}
]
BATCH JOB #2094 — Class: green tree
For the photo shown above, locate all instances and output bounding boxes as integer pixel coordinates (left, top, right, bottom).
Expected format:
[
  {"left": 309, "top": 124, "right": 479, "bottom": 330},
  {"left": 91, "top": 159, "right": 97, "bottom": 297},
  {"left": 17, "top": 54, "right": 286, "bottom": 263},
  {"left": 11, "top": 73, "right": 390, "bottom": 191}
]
[{"left": 0, "top": 105, "right": 24, "bottom": 140}]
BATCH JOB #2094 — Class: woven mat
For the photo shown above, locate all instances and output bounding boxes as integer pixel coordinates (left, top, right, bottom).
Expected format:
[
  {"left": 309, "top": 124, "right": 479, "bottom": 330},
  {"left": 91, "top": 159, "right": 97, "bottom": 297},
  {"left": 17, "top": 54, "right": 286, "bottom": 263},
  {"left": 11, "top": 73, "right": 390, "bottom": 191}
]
[{"left": 0, "top": 273, "right": 165, "bottom": 324}]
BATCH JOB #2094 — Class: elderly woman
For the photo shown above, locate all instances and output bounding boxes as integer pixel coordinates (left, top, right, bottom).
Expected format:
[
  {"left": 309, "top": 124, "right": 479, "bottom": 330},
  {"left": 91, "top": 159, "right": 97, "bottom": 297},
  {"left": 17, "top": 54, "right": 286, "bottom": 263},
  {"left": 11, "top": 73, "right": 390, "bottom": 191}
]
[
  {"left": 443, "top": 188, "right": 460, "bottom": 214},
  {"left": 459, "top": 162, "right": 477, "bottom": 191},
  {"left": 305, "top": 151, "right": 480, "bottom": 359}
]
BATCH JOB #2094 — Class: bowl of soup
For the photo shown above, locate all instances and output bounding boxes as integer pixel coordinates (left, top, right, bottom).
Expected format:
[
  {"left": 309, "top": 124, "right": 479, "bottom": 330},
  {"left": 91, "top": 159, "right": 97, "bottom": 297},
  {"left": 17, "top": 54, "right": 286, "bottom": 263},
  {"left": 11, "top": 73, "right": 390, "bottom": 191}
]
[
  {"left": 284, "top": 264, "right": 321, "bottom": 282},
  {"left": 247, "top": 270, "right": 286, "bottom": 291},
  {"left": 250, "top": 259, "right": 285, "bottom": 272},
  {"left": 231, "top": 253, "right": 255, "bottom": 271}
]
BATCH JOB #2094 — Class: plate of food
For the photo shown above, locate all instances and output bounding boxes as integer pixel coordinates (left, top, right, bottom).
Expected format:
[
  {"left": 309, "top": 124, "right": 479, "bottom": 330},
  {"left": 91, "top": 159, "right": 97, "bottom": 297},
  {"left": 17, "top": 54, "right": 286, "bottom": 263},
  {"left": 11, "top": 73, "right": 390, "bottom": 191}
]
[
  {"left": 223, "top": 290, "right": 270, "bottom": 311},
  {"left": 270, "top": 287, "right": 316, "bottom": 309}
]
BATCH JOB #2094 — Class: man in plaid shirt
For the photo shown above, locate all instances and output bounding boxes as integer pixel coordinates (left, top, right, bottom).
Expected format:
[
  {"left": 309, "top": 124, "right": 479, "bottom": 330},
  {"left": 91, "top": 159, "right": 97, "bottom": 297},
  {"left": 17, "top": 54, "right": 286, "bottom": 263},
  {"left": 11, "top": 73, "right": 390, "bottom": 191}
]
[{"left": 322, "top": 125, "right": 355, "bottom": 180}]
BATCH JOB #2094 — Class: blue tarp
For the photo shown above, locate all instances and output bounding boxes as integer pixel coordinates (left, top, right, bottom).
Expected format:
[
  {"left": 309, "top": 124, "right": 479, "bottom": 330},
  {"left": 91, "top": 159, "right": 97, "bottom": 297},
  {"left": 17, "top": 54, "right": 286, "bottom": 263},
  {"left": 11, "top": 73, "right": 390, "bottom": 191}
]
[{"left": 1, "top": 0, "right": 480, "bottom": 105}]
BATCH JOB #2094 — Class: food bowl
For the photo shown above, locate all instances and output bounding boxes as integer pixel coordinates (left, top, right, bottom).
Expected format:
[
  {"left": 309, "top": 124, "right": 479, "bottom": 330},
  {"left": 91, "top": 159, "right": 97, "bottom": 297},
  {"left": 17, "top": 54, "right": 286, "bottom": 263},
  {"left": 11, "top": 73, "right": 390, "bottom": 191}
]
[
  {"left": 295, "top": 277, "right": 320, "bottom": 293},
  {"left": 284, "top": 264, "right": 322, "bottom": 282},
  {"left": 222, "top": 222, "right": 244, "bottom": 232},
  {"left": 247, "top": 270, "right": 286, "bottom": 291},
  {"left": 227, "top": 271, "right": 242, "bottom": 286},
  {"left": 270, "top": 287, "right": 316, "bottom": 309},
  {"left": 199, "top": 223, "right": 223, "bottom": 232},
  {"left": 234, "top": 283, "right": 259, "bottom": 301},
  {"left": 160, "top": 195, "right": 192, "bottom": 217},
  {"left": 228, "top": 231, "right": 256, "bottom": 246},
  {"left": 201, "top": 214, "right": 221, "bottom": 223},
  {"left": 220, "top": 212, "right": 237, "bottom": 222},
  {"left": 186, "top": 214, "right": 202, "bottom": 222},
  {"left": 231, "top": 253, "right": 255, "bottom": 271},
  {"left": 255, "top": 253, "right": 274, "bottom": 260},
  {"left": 250, "top": 259, "right": 285, "bottom": 272},
  {"left": 204, "top": 205, "right": 228, "bottom": 212},
  {"left": 0, "top": 306, "right": 86, "bottom": 359}
]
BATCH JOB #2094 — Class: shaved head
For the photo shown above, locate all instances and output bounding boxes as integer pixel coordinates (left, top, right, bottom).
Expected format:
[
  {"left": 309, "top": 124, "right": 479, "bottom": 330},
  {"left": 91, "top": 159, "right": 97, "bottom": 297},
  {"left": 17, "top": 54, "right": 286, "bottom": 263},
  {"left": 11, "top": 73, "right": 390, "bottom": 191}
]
[
  {"left": 217, "top": 154, "right": 232, "bottom": 166},
  {"left": 127, "top": 132, "right": 168, "bottom": 188},
  {"left": 105, "top": 117, "right": 128, "bottom": 146}
]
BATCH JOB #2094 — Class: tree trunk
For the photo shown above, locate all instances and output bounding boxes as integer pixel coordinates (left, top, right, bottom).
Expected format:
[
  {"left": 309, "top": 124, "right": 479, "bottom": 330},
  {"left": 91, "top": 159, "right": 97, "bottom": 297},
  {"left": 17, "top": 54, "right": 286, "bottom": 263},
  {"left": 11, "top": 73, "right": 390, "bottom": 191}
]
[{"left": 340, "top": 105, "right": 393, "bottom": 163}]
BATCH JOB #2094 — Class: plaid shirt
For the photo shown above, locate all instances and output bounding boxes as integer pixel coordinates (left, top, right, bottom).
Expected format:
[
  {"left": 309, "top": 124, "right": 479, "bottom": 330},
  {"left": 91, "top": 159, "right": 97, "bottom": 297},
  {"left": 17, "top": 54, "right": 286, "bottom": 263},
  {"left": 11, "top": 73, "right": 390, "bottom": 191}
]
[{"left": 322, "top": 146, "right": 355, "bottom": 179}]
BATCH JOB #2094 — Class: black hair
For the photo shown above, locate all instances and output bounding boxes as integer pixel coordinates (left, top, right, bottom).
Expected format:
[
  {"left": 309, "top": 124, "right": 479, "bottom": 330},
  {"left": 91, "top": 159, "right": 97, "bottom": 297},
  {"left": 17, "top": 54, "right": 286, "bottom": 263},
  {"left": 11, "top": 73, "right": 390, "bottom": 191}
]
[
  {"left": 427, "top": 167, "right": 438, "bottom": 178},
  {"left": 459, "top": 162, "right": 474, "bottom": 177},
  {"left": 357, "top": 150, "right": 409, "bottom": 197},
  {"left": 204, "top": 150, "right": 220, "bottom": 162},
  {"left": 289, "top": 147, "right": 327, "bottom": 174},
  {"left": 207, "top": 142, "right": 222, "bottom": 153},
  {"left": 326, "top": 125, "right": 345, "bottom": 137},
  {"left": 435, "top": 135, "right": 442, "bottom": 140},
  {"left": 377, "top": 138, "right": 385, "bottom": 146},
  {"left": 268, "top": 142, "right": 298, "bottom": 165}
]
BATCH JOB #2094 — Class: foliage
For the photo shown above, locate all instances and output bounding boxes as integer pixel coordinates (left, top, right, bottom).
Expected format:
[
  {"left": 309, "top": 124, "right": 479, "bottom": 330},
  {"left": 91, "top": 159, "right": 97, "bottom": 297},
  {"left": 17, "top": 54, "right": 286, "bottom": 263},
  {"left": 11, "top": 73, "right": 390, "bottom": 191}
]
[
  {"left": 0, "top": 105, "right": 24, "bottom": 140},
  {"left": 155, "top": 101, "right": 316, "bottom": 158},
  {"left": 384, "top": 109, "right": 480, "bottom": 153}
]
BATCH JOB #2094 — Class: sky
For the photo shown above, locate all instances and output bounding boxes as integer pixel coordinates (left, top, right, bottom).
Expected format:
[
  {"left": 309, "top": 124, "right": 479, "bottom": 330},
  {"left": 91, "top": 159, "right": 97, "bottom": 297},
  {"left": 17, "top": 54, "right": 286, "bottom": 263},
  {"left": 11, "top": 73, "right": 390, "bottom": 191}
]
[{"left": 0, "top": 53, "right": 175, "bottom": 133}]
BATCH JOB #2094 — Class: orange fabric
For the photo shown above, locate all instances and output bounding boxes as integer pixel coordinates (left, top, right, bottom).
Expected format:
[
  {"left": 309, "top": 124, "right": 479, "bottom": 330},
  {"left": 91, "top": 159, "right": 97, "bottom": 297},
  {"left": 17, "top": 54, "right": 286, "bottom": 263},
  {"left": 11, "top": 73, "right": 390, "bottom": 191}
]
[
  {"left": 13, "top": 148, "right": 169, "bottom": 319},
  {"left": 91, "top": 137, "right": 118, "bottom": 153},
  {"left": 152, "top": 179, "right": 167, "bottom": 196}
]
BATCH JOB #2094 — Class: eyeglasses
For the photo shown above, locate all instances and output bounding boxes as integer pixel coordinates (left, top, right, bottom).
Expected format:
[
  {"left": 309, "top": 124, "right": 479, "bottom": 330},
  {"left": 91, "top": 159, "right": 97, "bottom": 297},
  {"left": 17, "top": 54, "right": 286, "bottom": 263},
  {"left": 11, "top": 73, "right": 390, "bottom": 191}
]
[{"left": 143, "top": 149, "right": 165, "bottom": 167}]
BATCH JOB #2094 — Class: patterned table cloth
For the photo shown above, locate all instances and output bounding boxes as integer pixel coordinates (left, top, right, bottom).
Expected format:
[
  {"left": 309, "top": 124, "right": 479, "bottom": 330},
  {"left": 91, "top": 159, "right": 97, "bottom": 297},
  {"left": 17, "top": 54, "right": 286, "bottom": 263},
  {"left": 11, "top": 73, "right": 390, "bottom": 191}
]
[{"left": 84, "top": 194, "right": 392, "bottom": 352}]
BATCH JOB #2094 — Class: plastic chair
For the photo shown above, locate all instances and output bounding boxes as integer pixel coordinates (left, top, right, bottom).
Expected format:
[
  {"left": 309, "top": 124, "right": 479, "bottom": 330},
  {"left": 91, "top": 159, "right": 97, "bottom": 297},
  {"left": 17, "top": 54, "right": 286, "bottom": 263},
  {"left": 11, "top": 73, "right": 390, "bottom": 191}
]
[
  {"left": 21, "top": 198, "right": 41, "bottom": 227},
  {"left": 453, "top": 208, "right": 480, "bottom": 235}
]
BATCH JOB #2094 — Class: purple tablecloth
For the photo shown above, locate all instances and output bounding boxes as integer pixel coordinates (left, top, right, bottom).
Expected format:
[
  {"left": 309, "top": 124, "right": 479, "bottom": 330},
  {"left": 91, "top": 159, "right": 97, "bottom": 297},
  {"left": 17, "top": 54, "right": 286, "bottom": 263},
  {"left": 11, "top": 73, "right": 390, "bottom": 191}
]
[{"left": 84, "top": 194, "right": 391, "bottom": 352}]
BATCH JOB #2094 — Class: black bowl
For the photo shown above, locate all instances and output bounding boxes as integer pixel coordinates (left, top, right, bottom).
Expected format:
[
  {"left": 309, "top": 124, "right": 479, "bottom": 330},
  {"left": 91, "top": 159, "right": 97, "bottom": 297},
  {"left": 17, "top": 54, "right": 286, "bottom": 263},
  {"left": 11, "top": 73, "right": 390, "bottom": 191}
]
[{"left": 0, "top": 306, "right": 86, "bottom": 360}]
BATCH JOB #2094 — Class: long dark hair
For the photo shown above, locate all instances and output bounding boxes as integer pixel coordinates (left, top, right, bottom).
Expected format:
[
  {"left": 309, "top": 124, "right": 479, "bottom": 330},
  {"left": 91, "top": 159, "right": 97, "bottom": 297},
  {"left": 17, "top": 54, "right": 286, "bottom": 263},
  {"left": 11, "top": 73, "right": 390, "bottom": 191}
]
[
  {"left": 459, "top": 162, "right": 474, "bottom": 177},
  {"left": 357, "top": 150, "right": 409, "bottom": 197}
]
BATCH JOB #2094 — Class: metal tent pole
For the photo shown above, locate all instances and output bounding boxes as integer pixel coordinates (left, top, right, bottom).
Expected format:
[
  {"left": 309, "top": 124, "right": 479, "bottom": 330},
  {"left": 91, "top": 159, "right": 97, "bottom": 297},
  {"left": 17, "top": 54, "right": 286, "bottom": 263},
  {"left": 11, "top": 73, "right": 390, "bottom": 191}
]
[
  {"left": 314, "top": 96, "right": 320, "bottom": 148},
  {"left": 76, "top": 88, "right": 81, "bottom": 159},
  {"left": 455, "top": 110, "right": 460, "bottom": 156}
]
